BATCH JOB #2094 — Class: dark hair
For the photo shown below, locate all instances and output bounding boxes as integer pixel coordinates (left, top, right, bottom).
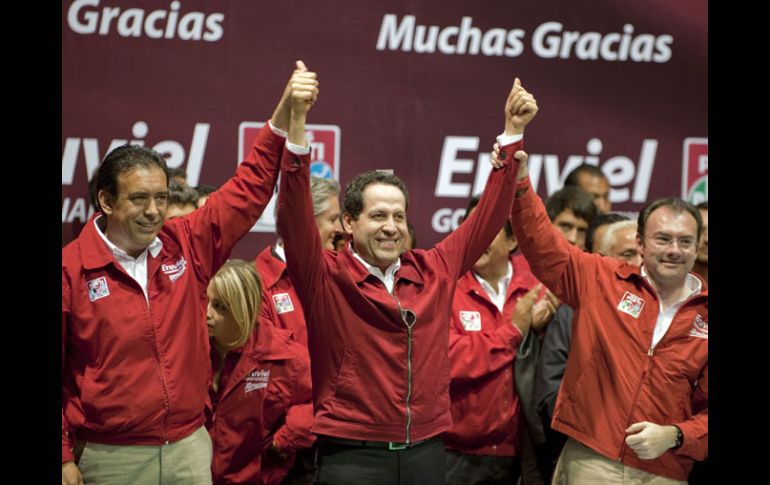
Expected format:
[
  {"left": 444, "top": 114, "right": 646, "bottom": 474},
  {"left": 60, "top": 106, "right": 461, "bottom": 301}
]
[
  {"left": 465, "top": 195, "right": 513, "bottom": 237},
  {"left": 343, "top": 170, "right": 409, "bottom": 220},
  {"left": 586, "top": 212, "right": 629, "bottom": 254},
  {"left": 168, "top": 180, "right": 199, "bottom": 208},
  {"left": 637, "top": 197, "right": 702, "bottom": 242},
  {"left": 194, "top": 184, "right": 217, "bottom": 197},
  {"left": 564, "top": 164, "right": 607, "bottom": 187},
  {"left": 167, "top": 167, "right": 187, "bottom": 183},
  {"left": 545, "top": 186, "right": 598, "bottom": 225},
  {"left": 695, "top": 201, "right": 708, "bottom": 210},
  {"left": 95, "top": 144, "right": 169, "bottom": 211}
]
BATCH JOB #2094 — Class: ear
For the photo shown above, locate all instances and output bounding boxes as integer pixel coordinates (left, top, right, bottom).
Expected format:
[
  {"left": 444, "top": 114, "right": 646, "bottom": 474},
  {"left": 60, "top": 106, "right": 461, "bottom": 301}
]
[
  {"left": 342, "top": 212, "right": 355, "bottom": 233},
  {"left": 506, "top": 235, "right": 518, "bottom": 253},
  {"left": 97, "top": 189, "right": 115, "bottom": 215},
  {"left": 636, "top": 233, "right": 644, "bottom": 250}
]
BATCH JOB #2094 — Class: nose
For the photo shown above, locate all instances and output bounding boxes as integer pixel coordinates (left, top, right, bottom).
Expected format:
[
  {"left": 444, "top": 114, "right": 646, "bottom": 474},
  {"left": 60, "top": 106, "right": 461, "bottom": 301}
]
[
  {"left": 332, "top": 218, "right": 343, "bottom": 235},
  {"left": 565, "top": 228, "right": 578, "bottom": 246},
  {"left": 145, "top": 198, "right": 161, "bottom": 218},
  {"left": 382, "top": 216, "right": 397, "bottom": 234},
  {"left": 206, "top": 302, "right": 214, "bottom": 320}
]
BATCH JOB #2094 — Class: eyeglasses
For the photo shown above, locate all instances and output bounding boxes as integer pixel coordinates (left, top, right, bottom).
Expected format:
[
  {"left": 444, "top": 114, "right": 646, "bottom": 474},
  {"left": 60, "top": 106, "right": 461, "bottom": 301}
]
[{"left": 645, "top": 235, "right": 696, "bottom": 251}]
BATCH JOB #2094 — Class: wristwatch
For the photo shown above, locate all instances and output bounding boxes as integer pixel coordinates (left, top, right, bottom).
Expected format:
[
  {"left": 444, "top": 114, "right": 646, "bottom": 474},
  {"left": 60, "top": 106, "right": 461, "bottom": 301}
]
[{"left": 672, "top": 425, "right": 684, "bottom": 449}]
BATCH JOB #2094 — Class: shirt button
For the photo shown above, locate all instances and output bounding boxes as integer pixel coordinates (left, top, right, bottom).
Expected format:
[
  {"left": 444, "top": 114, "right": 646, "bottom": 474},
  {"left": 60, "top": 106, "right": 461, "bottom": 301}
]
[
  {"left": 499, "top": 151, "right": 507, "bottom": 159},
  {"left": 290, "top": 158, "right": 301, "bottom": 167}
]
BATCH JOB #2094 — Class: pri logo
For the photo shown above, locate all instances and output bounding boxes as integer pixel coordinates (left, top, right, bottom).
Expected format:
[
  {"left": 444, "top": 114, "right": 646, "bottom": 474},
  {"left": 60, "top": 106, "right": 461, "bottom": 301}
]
[
  {"left": 681, "top": 138, "right": 708, "bottom": 205},
  {"left": 272, "top": 293, "right": 295, "bottom": 314},
  {"left": 617, "top": 291, "right": 645, "bottom": 318},
  {"left": 244, "top": 369, "right": 270, "bottom": 393},
  {"left": 459, "top": 311, "right": 482, "bottom": 331},
  {"left": 689, "top": 314, "right": 708, "bottom": 340},
  {"left": 87, "top": 277, "right": 110, "bottom": 302},
  {"left": 238, "top": 122, "right": 341, "bottom": 233}
]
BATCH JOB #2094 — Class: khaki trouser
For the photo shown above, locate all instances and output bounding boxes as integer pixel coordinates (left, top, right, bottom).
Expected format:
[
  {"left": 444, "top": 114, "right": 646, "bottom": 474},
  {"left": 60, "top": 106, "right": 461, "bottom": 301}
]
[
  {"left": 551, "top": 438, "right": 687, "bottom": 485},
  {"left": 78, "top": 426, "right": 212, "bottom": 485}
]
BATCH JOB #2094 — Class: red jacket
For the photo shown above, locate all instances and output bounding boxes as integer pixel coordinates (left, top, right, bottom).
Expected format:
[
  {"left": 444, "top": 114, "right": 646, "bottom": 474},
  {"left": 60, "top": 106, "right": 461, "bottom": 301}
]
[
  {"left": 276, "top": 139, "right": 523, "bottom": 444},
  {"left": 207, "top": 316, "right": 314, "bottom": 485},
  {"left": 510, "top": 177, "right": 708, "bottom": 481},
  {"left": 61, "top": 123, "right": 284, "bottom": 463},
  {"left": 255, "top": 245, "right": 308, "bottom": 347},
  {"left": 443, "top": 253, "right": 539, "bottom": 456}
]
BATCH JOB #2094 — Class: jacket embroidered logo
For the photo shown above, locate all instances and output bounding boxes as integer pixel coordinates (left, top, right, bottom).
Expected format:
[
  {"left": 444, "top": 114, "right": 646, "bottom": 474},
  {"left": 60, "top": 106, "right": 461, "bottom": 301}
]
[
  {"left": 161, "top": 257, "right": 187, "bottom": 283},
  {"left": 617, "top": 291, "right": 645, "bottom": 318},
  {"left": 689, "top": 314, "right": 708, "bottom": 339},
  {"left": 272, "top": 293, "right": 294, "bottom": 314},
  {"left": 87, "top": 277, "right": 110, "bottom": 302},
  {"left": 459, "top": 311, "right": 482, "bottom": 331},
  {"left": 244, "top": 369, "right": 270, "bottom": 393}
]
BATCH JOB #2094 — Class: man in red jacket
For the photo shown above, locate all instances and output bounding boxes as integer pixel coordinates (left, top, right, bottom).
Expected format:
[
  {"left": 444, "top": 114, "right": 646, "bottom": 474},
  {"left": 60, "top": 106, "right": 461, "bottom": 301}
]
[
  {"left": 444, "top": 195, "right": 557, "bottom": 485},
  {"left": 501, "top": 147, "right": 707, "bottom": 484},
  {"left": 61, "top": 61, "right": 314, "bottom": 485},
  {"left": 277, "top": 77, "right": 538, "bottom": 484}
]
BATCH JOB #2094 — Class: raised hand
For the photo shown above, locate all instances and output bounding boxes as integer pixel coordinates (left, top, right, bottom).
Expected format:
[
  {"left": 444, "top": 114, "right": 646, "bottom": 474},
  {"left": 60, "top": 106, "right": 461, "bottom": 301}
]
[
  {"left": 290, "top": 60, "right": 319, "bottom": 117},
  {"left": 504, "top": 78, "right": 538, "bottom": 135}
]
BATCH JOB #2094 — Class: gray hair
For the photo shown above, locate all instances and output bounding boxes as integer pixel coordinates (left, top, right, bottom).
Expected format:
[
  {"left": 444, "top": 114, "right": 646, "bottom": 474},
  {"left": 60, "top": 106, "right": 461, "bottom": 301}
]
[
  {"left": 310, "top": 177, "right": 340, "bottom": 217},
  {"left": 600, "top": 220, "right": 638, "bottom": 255}
]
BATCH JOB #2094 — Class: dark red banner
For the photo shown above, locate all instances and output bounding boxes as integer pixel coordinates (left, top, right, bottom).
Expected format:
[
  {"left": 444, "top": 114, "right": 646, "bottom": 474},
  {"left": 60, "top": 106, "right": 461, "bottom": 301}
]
[{"left": 62, "top": 0, "right": 707, "bottom": 259}]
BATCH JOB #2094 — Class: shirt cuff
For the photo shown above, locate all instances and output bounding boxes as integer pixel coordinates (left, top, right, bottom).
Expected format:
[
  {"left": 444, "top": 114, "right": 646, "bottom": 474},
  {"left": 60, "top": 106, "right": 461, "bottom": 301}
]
[
  {"left": 286, "top": 140, "right": 311, "bottom": 155},
  {"left": 268, "top": 120, "right": 288, "bottom": 138},
  {"left": 497, "top": 132, "right": 524, "bottom": 147}
]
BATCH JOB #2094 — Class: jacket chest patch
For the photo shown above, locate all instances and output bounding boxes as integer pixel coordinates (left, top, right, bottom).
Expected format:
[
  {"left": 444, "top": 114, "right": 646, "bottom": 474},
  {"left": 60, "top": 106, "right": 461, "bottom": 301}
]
[
  {"left": 87, "top": 277, "right": 110, "bottom": 302},
  {"left": 161, "top": 257, "right": 187, "bottom": 283},
  {"left": 617, "top": 291, "right": 645, "bottom": 318},
  {"left": 244, "top": 369, "right": 270, "bottom": 393},
  {"left": 459, "top": 311, "right": 482, "bottom": 331},
  {"left": 272, "top": 293, "right": 294, "bottom": 314},
  {"left": 689, "top": 314, "right": 708, "bottom": 339}
]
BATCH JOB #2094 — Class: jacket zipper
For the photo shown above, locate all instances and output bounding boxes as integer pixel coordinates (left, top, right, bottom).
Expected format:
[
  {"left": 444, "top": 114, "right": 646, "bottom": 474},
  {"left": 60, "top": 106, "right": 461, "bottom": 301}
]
[
  {"left": 618, "top": 346, "right": 654, "bottom": 459},
  {"left": 388, "top": 278, "right": 415, "bottom": 445},
  {"left": 142, "top": 281, "right": 171, "bottom": 445}
]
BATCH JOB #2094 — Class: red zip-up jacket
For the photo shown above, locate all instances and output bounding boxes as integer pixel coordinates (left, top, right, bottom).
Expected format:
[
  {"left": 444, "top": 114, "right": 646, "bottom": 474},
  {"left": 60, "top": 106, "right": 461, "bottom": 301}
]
[
  {"left": 276, "top": 139, "right": 523, "bottom": 444},
  {"left": 510, "top": 177, "right": 708, "bottom": 481},
  {"left": 207, "top": 317, "right": 314, "bottom": 485},
  {"left": 443, "top": 253, "right": 539, "bottom": 456},
  {"left": 61, "top": 123, "right": 285, "bottom": 463},
  {"left": 255, "top": 245, "right": 307, "bottom": 347}
]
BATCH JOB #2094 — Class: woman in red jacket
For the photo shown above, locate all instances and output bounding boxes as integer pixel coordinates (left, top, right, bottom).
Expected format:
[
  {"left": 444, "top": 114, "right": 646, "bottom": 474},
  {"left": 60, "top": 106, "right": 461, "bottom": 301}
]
[{"left": 205, "top": 259, "right": 315, "bottom": 485}]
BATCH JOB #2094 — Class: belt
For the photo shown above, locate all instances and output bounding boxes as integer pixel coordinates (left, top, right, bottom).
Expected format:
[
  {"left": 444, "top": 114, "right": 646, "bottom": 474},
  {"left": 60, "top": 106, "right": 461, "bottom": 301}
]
[{"left": 322, "top": 435, "right": 438, "bottom": 451}]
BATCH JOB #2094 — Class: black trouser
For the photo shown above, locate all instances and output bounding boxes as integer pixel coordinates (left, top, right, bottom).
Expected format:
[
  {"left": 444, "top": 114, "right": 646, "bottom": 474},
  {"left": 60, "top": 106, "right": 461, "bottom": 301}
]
[
  {"left": 281, "top": 444, "right": 317, "bottom": 485},
  {"left": 313, "top": 436, "right": 446, "bottom": 485},
  {"left": 445, "top": 450, "right": 522, "bottom": 485}
]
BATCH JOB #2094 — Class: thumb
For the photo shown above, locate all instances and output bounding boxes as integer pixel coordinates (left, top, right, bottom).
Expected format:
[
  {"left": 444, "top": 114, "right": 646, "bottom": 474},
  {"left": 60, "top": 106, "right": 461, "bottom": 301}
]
[
  {"left": 626, "top": 422, "right": 648, "bottom": 434},
  {"left": 514, "top": 150, "right": 528, "bottom": 164},
  {"left": 296, "top": 60, "right": 307, "bottom": 71},
  {"left": 519, "top": 284, "right": 541, "bottom": 308},
  {"left": 513, "top": 77, "right": 521, "bottom": 89}
]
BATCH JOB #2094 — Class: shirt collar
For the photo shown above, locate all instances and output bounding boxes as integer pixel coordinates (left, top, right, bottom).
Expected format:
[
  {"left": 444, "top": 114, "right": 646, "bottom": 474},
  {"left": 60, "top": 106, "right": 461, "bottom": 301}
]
[
  {"left": 273, "top": 241, "right": 286, "bottom": 263},
  {"left": 348, "top": 243, "right": 401, "bottom": 279},
  {"left": 93, "top": 214, "right": 163, "bottom": 260},
  {"left": 640, "top": 265, "right": 701, "bottom": 302}
]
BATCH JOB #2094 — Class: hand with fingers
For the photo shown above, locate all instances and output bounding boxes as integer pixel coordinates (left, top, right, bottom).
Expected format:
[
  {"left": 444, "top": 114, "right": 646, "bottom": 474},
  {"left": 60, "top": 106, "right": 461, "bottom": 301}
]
[
  {"left": 504, "top": 78, "right": 539, "bottom": 135},
  {"left": 531, "top": 288, "right": 560, "bottom": 335},
  {"left": 512, "top": 284, "right": 543, "bottom": 337},
  {"left": 271, "top": 60, "right": 311, "bottom": 132},
  {"left": 287, "top": 60, "right": 319, "bottom": 146},
  {"left": 624, "top": 421, "right": 679, "bottom": 460},
  {"left": 62, "top": 461, "right": 84, "bottom": 485},
  {"left": 491, "top": 144, "right": 530, "bottom": 182}
]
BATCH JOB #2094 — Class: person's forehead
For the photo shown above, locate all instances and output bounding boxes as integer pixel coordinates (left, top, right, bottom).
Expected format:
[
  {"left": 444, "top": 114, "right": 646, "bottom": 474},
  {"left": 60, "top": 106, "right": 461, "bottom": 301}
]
[
  {"left": 362, "top": 183, "right": 406, "bottom": 210},
  {"left": 646, "top": 207, "right": 697, "bottom": 234},
  {"left": 117, "top": 167, "right": 167, "bottom": 192},
  {"left": 556, "top": 209, "right": 588, "bottom": 226}
]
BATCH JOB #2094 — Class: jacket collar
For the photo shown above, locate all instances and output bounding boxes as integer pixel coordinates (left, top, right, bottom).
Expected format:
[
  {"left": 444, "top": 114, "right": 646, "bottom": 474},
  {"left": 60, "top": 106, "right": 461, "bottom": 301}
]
[
  {"left": 339, "top": 242, "right": 425, "bottom": 286},
  {"left": 255, "top": 244, "right": 287, "bottom": 290}
]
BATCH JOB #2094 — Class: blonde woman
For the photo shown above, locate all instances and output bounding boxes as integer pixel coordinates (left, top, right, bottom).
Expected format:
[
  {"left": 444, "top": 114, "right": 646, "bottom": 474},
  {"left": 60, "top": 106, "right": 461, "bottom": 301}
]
[{"left": 205, "top": 259, "right": 314, "bottom": 485}]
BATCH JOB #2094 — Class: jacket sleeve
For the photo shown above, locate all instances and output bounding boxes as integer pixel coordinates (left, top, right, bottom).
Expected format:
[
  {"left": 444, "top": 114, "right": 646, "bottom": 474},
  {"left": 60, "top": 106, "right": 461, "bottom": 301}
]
[
  {"left": 429, "top": 140, "right": 522, "bottom": 281},
  {"left": 534, "top": 304, "right": 573, "bottom": 422},
  {"left": 510, "top": 177, "right": 606, "bottom": 308},
  {"left": 276, "top": 148, "right": 325, "bottom": 319},
  {"left": 673, "top": 363, "right": 708, "bottom": 460},
  {"left": 271, "top": 347, "right": 316, "bottom": 452},
  {"left": 62, "top": 273, "right": 75, "bottom": 464},
  {"left": 448, "top": 317, "right": 522, "bottom": 384},
  {"left": 181, "top": 122, "right": 285, "bottom": 282}
]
